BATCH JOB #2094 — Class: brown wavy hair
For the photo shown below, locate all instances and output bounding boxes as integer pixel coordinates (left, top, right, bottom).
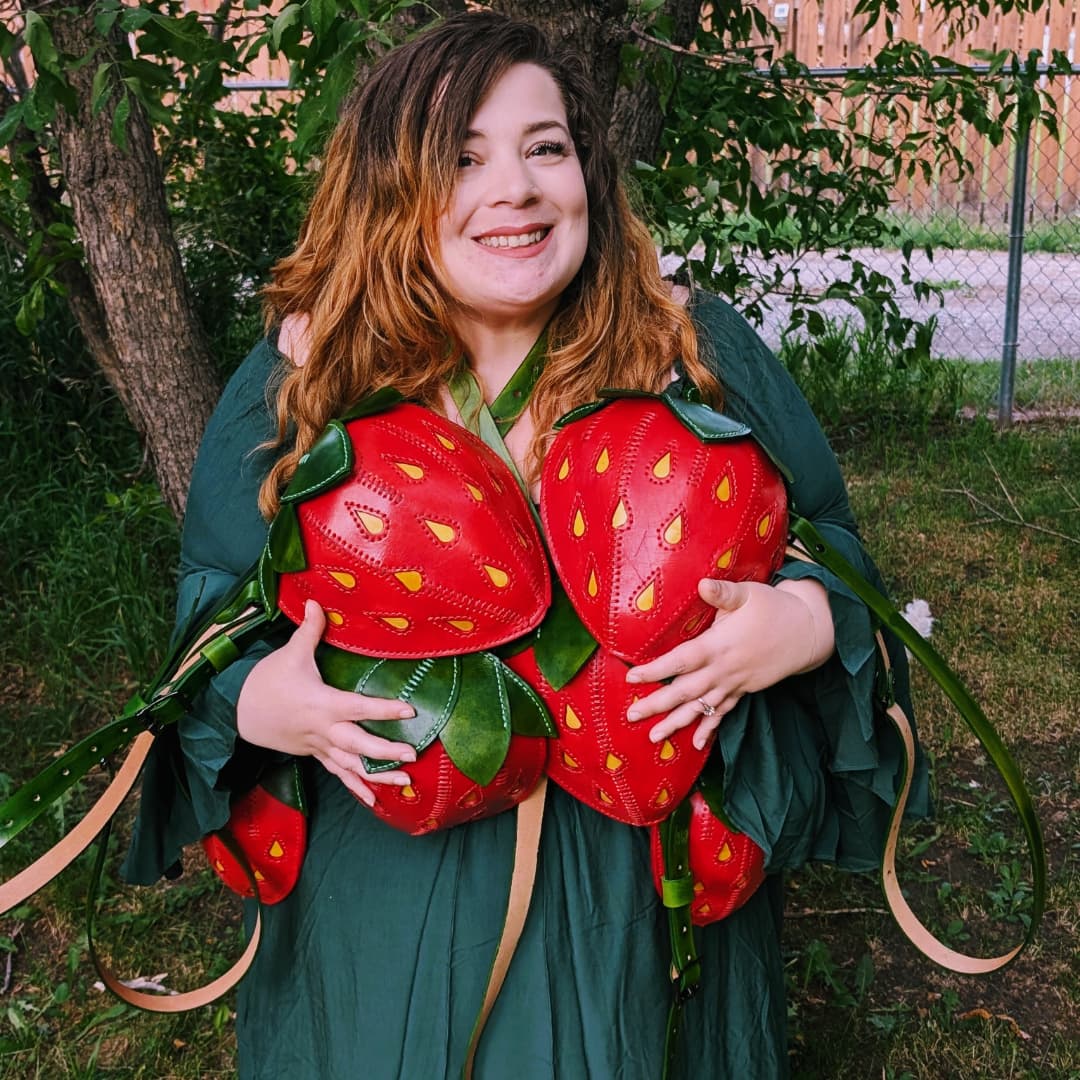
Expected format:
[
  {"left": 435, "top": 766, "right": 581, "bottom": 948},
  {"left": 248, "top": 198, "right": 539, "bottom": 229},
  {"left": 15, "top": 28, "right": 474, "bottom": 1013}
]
[{"left": 260, "top": 11, "right": 721, "bottom": 517}]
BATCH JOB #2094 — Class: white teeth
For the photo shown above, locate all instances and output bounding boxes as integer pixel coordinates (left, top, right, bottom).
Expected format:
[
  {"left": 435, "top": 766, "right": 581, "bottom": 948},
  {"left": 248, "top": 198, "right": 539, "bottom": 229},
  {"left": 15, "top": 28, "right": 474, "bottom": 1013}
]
[{"left": 477, "top": 229, "right": 547, "bottom": 249}]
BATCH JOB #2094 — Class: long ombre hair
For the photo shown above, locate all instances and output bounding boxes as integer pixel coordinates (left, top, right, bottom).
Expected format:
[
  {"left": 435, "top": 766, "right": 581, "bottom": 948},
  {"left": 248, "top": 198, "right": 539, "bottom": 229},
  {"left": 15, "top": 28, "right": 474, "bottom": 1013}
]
[{"left": 260, "top": 12, "right": 720, "bottom": 517}]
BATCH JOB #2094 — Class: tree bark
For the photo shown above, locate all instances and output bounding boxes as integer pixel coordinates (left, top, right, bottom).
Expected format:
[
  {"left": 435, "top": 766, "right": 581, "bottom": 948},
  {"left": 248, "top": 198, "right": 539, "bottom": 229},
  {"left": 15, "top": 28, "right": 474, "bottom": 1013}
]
[
  {"left": 609, "top": 0, "right": 704, "bottom": 170},
  {"left": 39, "top": 2, "right": 221, "bottom": 519}
]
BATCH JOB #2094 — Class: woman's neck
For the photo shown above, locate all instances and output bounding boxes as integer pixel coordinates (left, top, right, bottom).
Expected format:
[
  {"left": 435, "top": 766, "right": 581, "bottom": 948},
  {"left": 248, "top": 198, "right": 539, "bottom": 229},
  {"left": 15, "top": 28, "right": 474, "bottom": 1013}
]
[{"left": 453, "top": 310, "right": 552, "bottom": 402}]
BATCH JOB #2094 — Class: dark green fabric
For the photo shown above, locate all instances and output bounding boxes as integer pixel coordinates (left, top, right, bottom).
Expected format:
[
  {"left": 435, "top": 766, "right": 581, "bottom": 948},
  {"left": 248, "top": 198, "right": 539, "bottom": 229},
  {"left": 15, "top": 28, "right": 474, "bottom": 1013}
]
[{"left": 125, "top": 295, "right": 928, "bottom": 1079}]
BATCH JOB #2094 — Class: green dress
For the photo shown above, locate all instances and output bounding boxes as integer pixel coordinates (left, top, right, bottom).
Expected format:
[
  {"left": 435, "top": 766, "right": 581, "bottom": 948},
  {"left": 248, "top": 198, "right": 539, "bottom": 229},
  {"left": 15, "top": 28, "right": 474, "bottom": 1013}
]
[{"left": 125, "top": 294, "right": 928, "bottom": 1079}]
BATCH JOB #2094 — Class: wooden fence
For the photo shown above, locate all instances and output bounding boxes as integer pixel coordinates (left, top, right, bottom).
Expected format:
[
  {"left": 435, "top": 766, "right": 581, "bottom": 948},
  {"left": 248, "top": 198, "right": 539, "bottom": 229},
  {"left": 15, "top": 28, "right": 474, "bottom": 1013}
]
[{"left": 749, "top": 0, "right": 1080, "bottom": 220}]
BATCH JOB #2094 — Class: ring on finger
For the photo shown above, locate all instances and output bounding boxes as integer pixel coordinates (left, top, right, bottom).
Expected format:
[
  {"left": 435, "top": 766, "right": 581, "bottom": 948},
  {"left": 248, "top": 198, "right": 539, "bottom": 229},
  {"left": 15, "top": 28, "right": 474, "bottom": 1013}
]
[{"left": 696, "top": 697, "right": 717, "bottom": 718}]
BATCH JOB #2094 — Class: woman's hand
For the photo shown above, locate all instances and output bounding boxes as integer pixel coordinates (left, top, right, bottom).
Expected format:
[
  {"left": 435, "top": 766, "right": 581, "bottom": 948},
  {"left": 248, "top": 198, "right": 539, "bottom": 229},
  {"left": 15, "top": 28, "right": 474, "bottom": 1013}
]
[
  {"left": 625, "top": 577, "right": 835, "bottom": 750},
  {"left": 237, "top": 599, "right": 419, "bottom": 806}
]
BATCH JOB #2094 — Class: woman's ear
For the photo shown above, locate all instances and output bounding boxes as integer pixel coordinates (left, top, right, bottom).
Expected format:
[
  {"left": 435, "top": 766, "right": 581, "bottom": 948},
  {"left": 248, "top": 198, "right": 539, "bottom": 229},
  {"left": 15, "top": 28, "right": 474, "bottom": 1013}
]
[{"left": 279, "top": 312, "right": 313, "bottom": 367}]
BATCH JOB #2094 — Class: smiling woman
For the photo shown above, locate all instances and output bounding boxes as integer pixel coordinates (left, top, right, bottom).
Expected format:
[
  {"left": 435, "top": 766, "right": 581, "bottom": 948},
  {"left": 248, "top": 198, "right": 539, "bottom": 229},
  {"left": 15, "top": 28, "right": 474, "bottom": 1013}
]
[{"left": 124, "top": 11, "right": 927, "bottom": 1080}]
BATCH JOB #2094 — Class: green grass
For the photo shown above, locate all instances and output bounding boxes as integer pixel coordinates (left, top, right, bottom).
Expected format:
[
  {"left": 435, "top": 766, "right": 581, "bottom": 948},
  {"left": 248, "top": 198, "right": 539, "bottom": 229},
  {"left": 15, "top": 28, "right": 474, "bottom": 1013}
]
[
  {"left": 881, "top": 210, "right": 1080, "bottom": 255},
  {"left": 0, "top": 320, "right": 1077, "bottom": 1077}
]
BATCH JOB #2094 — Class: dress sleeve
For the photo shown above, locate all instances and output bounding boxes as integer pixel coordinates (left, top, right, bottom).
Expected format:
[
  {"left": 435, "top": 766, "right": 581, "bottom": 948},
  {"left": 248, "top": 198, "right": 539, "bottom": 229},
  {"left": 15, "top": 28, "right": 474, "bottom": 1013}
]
[
  {"left": 689, "top": 293, "right": 930, "bottom": 873},
  {"left": 123, "top": 337, "right": 291, "bottom": 885}
]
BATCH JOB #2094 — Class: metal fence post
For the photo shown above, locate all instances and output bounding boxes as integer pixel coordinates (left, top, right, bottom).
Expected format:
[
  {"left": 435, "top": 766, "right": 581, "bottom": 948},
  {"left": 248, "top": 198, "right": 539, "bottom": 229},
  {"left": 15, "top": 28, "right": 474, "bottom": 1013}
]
[{"left": 998, "top": 101, "right": 1033, "bottom": 429}]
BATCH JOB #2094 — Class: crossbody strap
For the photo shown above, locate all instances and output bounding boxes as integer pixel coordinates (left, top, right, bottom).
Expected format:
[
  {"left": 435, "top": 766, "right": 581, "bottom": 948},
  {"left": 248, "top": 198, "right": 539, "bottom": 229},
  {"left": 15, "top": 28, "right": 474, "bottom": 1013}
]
[{"left": 786, "top": 517, "right": 1045, "bottom": 971}]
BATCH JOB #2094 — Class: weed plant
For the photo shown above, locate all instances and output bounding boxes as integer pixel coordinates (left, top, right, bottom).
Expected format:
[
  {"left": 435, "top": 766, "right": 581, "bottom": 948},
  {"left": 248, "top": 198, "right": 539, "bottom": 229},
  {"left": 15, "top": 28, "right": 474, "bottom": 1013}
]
[{"left": 879, "top": 211, "right": 1080, "bottom": 255}]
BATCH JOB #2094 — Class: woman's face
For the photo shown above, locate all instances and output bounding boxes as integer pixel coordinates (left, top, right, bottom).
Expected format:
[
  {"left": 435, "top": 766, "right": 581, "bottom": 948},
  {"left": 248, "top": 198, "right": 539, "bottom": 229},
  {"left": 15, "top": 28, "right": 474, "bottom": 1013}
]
[{"left": 435, "top": 63, "right": 589, "bottom": 335}]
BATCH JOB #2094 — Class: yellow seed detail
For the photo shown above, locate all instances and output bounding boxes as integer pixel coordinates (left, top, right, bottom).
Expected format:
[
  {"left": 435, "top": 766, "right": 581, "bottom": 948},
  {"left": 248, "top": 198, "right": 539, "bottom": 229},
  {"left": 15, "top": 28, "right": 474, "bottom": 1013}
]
[
  {"left": 716, "top": 842, "right": 733, "bottom": 863},
  {"left": 562, "top": 750, "right": 581, "bottom": 770},
  {"left": 572, "top": 509, "right": 586, "bottom": 537},
  {"left": 595, "top": 448, "right": 610, "bottom": 474},
  {"left": 683, "top": 613, "right": 704, "bottom": 635},
  {"left": 254, "top": 870, "right": 265, "bottom": 882},
  {"left": 382, "top": 616, "right": 410, "bottom": 630},
  {"left": 400, "top": 785, "right": 419, "bottom": 801},
  {"left": 484, "top": 564, "right": 509, "bottom": 588},
  {"left": 459, "top": 789, "right": 481, "bottom": 809},
  {"left": 449, "top": 619, "right": 475, "bottom": 632},
  {"left": 611, "top": 499, "right": 628, "bottom": 528},
  {"left": 693, "top": 880, "right": 705, "bottom": 895},
  {"left": 757, "top": 513, "right": 771, "bottom": 538},
  {"left": 425, "top": 519, "right": 456, "bottom": 543},
  {"left": 395, "top": 462, "right": 424, "bottom": 480},
  {"left": 654, "top": 786, "right": 671, "bottom": 807},
  {"left": 214, "top": 860, "right": 225, "bottom": 873},
  {"left": 466, "top": 483, "right": 485, "bottom": 502},
  {"left": 395, "top": 571, "right": 423, "bottom": 592},
  {"left": 557, "top": 456, "right": 570, "bottom": 480},
  {"left": 598, "top": 788, "right": 615, "bottom": 805},
  {"left": 716, "top": 548, "right": 734, "bottom": 570},
  {"left": 436, "top": 433, "right": 456, "bottom": 450},
  {"left": 635, "top": 581, "right": 656, "bottom": 612},
  {"left": 564, "top": 705, "right": 582, "bottom": 730},
  {"left": 604, "top": 752, "right": 623, "bottom": 772},
  {"left": 659, "top": 739, "right": 675, "bottom": 762},
  {"left": 587, "top": 570, "right": 599, "bottom": 598},
  {"left": 329, "top": 571, "right": 356, "bottom": 589},
  {"left": 697, "top": 902, "right": 712, "bottom": 917},
  {"left": 327, "top": 612, "right": 344, "bottom": 627},
  {"left": 716, "top": 475, "right": 731, "bottom": 502},
  {"left": 269, "top": 841, "right": 284, "bottom": 859},
  {"left": 357, "top": 510, "right": 385, "bottom": 535},
  {"left": 663, "top": 514, "right": 684, "bottom": 545},
  {"left": 653, "top": 452, "right": 672, "bottom": 479}
]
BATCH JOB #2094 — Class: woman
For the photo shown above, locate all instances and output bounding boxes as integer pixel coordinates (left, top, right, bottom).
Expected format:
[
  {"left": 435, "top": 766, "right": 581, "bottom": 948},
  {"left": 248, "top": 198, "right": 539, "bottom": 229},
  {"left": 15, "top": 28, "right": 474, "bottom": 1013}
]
[{"left": 126, "top": 12, "right": 926, "bottom": 1078}]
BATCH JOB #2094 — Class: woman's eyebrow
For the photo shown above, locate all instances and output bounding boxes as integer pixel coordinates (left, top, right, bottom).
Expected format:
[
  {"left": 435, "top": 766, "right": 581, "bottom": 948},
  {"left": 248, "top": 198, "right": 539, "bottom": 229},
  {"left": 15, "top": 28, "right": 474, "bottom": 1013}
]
[{"left": 463, "top": 120, "right": 571, "bottom": 140}]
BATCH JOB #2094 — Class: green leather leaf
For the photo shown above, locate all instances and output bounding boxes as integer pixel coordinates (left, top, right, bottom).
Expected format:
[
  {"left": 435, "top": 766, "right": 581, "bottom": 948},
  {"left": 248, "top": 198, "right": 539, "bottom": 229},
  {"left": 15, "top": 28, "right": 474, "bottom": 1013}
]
[
  {"left": 665, "top": 397, "right": 752, "bottom": 441},
  {"left": 534, "top": 579, "right": 597, "bottom": 691},
  {"left": 551, "top": 397, "right": 611, "bottom": 430},
  {"left": 256, "top": 760, "right": 308, "bottom": 814},
  {"left": 439, "top": 652, "right": 511, "bottom": 786},
  {"left": 316, "top": 649, "right": 461, "bottom": 772},
  {"left": 500, "top": 661, "right": 556, "bottom": 737},
  {"left": 281, "top": 419, "right": 352, "bottom": 504},
  {"left": 695, "top": 753, "right": 736, "bottom": 829},
  {"left": 267, "top": 501, "right": 306, "bottom": 572},
  {"left": 257, "top": 547, "right": 279, "bottom": 612},
  {"left": 339, "top": 385, "right": 405, "bottom": 422}
]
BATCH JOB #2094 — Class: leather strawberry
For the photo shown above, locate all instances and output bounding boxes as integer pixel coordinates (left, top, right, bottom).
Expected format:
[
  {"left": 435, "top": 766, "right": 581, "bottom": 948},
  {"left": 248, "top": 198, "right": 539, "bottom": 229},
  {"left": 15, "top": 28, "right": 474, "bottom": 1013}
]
[
  {"left": 202, "top": 761, "right": 308, "bottom": 904},
  {"left": 319, "top": 645, "right": 554, "bottom": 835},
  {"left": 270, "top": 394, "right": 550, "bottom": 659},
  {"left": 649, "top": 790, "right": 766, "bottom": 924},
  {"left": 541, "top": 392, "right": 788, "bottom": 665},
  {"left": 504, "top": 645, "right": 707, "bottom": 827}
]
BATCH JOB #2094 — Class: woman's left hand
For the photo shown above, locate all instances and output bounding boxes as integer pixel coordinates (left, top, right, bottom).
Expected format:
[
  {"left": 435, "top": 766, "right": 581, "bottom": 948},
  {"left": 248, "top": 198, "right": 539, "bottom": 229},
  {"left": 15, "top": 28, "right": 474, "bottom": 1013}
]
[{"left": 625, "top": 577, "right": 836, "bottom": 750}]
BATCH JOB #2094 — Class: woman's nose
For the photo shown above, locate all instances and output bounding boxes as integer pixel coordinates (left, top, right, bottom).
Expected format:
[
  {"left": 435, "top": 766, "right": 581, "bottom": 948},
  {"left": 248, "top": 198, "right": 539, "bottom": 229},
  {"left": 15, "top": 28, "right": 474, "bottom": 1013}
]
[{"left": 487, "top": 154, "right": 540, "bottom": 206}]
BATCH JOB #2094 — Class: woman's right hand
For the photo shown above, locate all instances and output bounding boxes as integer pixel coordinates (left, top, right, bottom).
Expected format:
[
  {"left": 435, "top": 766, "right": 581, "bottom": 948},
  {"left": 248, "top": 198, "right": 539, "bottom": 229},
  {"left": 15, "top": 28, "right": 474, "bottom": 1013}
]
[{"left": 237, "top": 599, "right": 418, "bottom": 806}]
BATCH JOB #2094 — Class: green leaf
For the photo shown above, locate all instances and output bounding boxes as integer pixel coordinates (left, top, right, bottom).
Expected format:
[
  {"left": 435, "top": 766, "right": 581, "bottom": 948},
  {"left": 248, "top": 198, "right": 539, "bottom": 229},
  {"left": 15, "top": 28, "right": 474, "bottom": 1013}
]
[
  {"left": 309, "top": 0, "right": 339, "bottom": 37},
  {"left": 533, "top": 579, "right": 597, "bottom": 691},
  {"left": 24, "top": 11, "right": 61, "bottom": 76},
  {"left": 0, "top": 100, "right": 23, "bottom": 146},
  {"left": 281, "top": 420, "right": 352, "bottom": 504},
  {"left": 15, "top": 283, "right": 45, "bottom": 336},
  {"left": 500, "top": 662, "right": 556, "bottom": 738},
  {"left": 439, "top": 653, "right": 511, "bottom": 786},
  {"left": 110, "top": 93, "right": 131, "bottom": 151},
  {"left": 266, "top": 501, "right": 306, "bottom": 572},
  {"left": 271, "top": 4, "right": 304, "bottom": 52},
  {"left": 91, "top": 63, "right": 113, "bottom": 117}
]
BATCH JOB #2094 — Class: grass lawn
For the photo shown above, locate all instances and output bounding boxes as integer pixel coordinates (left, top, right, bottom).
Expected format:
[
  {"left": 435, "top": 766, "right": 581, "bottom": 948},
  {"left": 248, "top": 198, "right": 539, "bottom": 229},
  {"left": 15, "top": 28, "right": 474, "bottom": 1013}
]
[{"left": 1, "top": 362, "right": 1077, "bottom": 1077}]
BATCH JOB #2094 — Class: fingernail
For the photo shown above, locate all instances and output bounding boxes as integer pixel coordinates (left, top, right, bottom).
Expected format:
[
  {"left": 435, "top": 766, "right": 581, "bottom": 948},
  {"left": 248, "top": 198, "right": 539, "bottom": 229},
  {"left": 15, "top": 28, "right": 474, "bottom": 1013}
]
[
  {"left": 397, "top": 706, "right": 416, "bottom": 719},
  {"left": 400, "top": 749, "right": 417, "bottom": 763},
  {"left": 626, "top": 671, "right": 641, "bottom": 684},
  {"left": 360, "top": 790, "right": 376, "bottom": 807},
  {"left": 648, "top": 729, "right": 663, "bottom": 743},
  {"left": 391, "top": 774, "right": 412, "bottom": 786},
  {"left": 626, "top": 710, "right": 640, "bottom": 721}
]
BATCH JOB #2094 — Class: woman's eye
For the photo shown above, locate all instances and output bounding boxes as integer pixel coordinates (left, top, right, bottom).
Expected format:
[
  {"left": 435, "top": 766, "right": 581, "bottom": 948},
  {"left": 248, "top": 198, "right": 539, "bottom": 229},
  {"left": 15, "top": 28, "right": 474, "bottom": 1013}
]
[
  {"left": 530, "top": 140, "right": 567, "bottom": 157},
  {"left": 458, "top": 152, "right": 478, "bottom": 167}
]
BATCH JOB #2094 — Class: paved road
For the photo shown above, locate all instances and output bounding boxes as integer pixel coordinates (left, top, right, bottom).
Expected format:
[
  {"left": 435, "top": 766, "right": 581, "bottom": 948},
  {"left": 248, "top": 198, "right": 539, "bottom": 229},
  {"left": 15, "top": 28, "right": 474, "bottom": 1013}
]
[{"left": 665, "top": 248, "right": 1080, "bottom": 362}]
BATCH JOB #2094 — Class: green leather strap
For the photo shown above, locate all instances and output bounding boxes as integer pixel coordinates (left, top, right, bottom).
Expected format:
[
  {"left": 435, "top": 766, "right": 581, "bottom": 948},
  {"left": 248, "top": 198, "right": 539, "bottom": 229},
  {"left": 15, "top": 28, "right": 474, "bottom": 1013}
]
[
  {"left": 482, "top": 331, "right": 548, "bottom": 438},
  {"left": 658, "top": 798, "right": 701, "bottom": 1080},
  {"left": 788, "top": 514, "right": 1046, "bottom": 964}
]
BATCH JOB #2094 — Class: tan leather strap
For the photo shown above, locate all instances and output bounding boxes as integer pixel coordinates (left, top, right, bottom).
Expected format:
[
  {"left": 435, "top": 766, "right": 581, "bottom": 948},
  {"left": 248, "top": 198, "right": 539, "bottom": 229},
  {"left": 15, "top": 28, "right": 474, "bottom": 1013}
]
[
  {"left": 463, "top": 775, "right": 548, "bottom": 1079},
  {"left": 0, "top": 732, "right": 154, "bottom": 914},
  {"left": 785, "top": 541, "right": 1030, "bottom": 972}
]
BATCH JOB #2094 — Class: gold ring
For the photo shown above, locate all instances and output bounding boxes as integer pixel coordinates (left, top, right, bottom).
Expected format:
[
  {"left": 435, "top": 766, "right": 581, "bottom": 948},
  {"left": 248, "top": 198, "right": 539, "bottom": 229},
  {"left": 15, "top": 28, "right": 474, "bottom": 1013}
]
[{"left": 697, "top": 698, "right": 717, "bottom": 717}]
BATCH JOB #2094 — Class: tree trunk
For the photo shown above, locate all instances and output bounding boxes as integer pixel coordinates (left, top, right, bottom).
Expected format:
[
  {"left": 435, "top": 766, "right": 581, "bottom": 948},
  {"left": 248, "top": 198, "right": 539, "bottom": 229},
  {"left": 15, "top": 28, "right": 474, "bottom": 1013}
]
[
  {"left": 609, "top": 0, "right": 704, "bottom": 170},
  {"left": 42, "top": 2, "right": 221, "bottom": 520}
]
